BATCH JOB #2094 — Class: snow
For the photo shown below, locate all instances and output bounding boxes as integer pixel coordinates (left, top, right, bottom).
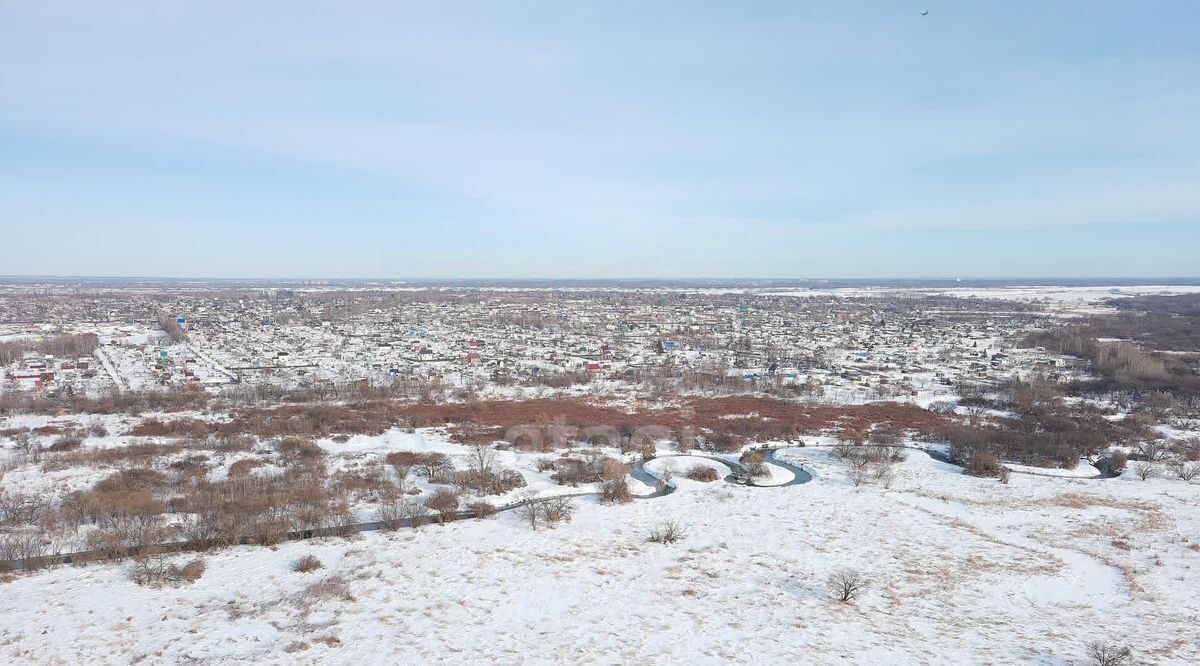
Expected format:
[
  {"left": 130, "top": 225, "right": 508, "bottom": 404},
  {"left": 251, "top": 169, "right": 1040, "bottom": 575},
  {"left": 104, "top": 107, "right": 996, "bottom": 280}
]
[
  {"left": 1007, "top": 458, "right": 1101, "bottom": 478},
  {"left": 3, "top": 444, "right": 1198, "bottom": 664}
]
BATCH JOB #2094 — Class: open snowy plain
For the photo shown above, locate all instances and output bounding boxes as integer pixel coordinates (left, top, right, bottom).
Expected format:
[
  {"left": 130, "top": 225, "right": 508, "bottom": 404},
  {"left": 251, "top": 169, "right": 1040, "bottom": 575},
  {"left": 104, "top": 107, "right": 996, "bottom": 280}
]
[{"left": 3, "top": 439, "right": 1197, "bottom": 665}]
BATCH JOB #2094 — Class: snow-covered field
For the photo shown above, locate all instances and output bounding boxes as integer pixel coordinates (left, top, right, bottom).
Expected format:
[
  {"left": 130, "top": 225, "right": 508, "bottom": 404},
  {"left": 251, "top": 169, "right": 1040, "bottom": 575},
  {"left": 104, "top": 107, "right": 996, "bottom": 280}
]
[{"left": 3, "top": 446, "right": 1197, "bottom": 665}]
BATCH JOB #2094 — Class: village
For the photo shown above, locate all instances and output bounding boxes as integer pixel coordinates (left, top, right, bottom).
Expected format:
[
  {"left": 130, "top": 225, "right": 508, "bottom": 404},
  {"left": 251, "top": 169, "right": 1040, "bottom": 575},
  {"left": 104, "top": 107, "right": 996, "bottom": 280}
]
[{"left": 1, "top": 281, "right": 1086, "bottom": 405}]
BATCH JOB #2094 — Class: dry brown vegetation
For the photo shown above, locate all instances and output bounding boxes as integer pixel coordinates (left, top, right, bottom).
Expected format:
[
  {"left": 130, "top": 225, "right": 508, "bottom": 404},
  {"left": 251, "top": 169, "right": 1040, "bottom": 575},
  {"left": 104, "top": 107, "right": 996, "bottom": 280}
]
[
  {"left": 213, "top": 397, "right": 950, "bottom": 446},
  {"left": 292, "top": 554, "right": 323, "bottom": 572},
  {"left": 131, "top": 554, "right": 205, "bottom": 586},
  {"left": 684, "top": 465, "right": 720, "bottom": 482}
]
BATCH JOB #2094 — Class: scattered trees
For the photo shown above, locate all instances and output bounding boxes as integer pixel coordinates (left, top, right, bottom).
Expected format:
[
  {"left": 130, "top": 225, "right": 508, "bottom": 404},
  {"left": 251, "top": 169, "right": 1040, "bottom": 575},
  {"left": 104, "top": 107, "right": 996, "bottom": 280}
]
[
  {"left": 515, "top": 492, "right": 577, "bottom": 530},
  {"left": 376, "top": 495, "right": 426, "bottom": 530}
]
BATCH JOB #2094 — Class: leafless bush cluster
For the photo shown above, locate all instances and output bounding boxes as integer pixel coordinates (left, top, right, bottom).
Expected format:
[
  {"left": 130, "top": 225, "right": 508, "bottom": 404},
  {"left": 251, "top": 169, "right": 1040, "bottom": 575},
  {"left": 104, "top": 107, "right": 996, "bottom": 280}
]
[
  {"left": 292, "top": 554, "right": 323, "bottom": 572},
  {"left": 131, "top": 553, "right": 205, "bottom": 587},
  {"left": 739, "top": 451, "right": 769, "bottom": 478},
  {"left": 1136, "top": 440, "right": 1167, "bottom": 462},
  {"left": 550, "top": 451, "right": 624, "bottom": 487},
  {"left": 597, "top": 459, "right": 632, "bottom": 504},
  {"left": 385, "top": 451, "right": 452, "bottom": 482},
  {"left": 647, "top": 519, "right": 687, "bottom": 544},
  {"left": 684, "top": 465, "right": 721, "bottom": 482},
  {"left": 470, "top": 500, "right": 497, "bottom": 519},
  {"left": 962, "top": 450, "right": 1006, "bottom": 479},
  {"left": 127, "top": 417, "right": 211, "bottom": 438},
  {"left": 423, "top": 488, "right": 461, "bottom": 524},
  {"left": 376, "top": 495, "right": 427, "bottom": 530},
  {"left": 516, "top": 492, "right": 577, "bottom": 530},
  {"left": 0, "top": 386, "right": 208, "bottom": 417},
  {"left": 450, "top": 445, "right": 527, "bottom": 496},
  {"left": 701, "top": 432, "right": 747, "bottom": 453}
]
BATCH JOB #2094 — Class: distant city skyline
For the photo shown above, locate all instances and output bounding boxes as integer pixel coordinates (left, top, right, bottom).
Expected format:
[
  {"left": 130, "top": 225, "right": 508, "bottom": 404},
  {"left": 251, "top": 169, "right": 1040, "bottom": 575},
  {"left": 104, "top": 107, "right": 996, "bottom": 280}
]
[{"left": 2, "top": 2, "right": 1198, "bottom": 278}]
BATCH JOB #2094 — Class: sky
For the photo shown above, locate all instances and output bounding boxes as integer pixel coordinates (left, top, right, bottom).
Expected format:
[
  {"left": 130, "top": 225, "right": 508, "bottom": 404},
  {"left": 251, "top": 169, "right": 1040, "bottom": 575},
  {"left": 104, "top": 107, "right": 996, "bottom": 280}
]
[{"left": 1, "top": 1, "right": 1198, "bottom": 279}]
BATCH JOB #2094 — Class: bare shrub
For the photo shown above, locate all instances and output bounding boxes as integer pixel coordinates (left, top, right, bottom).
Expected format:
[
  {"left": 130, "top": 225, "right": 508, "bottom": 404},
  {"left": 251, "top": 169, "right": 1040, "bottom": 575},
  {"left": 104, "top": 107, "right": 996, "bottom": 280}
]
[
  {"left": 825, "top": 568, "right": 868, "bottom": 602},
  {"left": 47, "top": 434, "right": 83, "bottom": 452},
  {"left": 599, "top": 477, "right": 633, "bottom": 504},
  {"left": 597, "top": 456, "right": 632, "bottom": 503},
  {"left": 276, "top": 437, "right": 324, "bottom": 466},
  {"left": 414, "top": 452, "right": 452, "bottom": 481},
  {"left": 302, "top": 575, "right": 355, "bottom": 603},
  {"left": 377, "top": 495, "right": 425, "bottom": 530},
  {"left": 704, "top": 432, "right": 746, "bottom": 453},
  {"left": 647, "top": 519, "right": 687, "bottom": 544},
  {"left": 963, "top": 450, "right": 1004, "bottom": 478},
  {"left": 0, "top": 492, "right": 45, "bottom": 525},
  {"left": 1105, "top": 450, "right": 1128, "bottom": 473},
  {"left": 1085, "top": 641, "right": 1132, "bottom": 666},
  {"left": 292, "top": 555, "right": 323, "bottom": 573},
  {"left": 739, "top": 451, "right": 769, "bottom": 478},
  {"left": 470, "top": 501, "right": 497, "bottom": 519},
  {"left": 132, "top": 554, "right": 206, "bottom": 587},
  {"left": 228, "top": 457, "right": 268, "bottom": 478},
  {"left": 539, "top": 496, "right": 576, "bottom": 527},
  {"left": 928, "top": 401, "right": 957, "bottom": 415},
  {"left": 423, "top": 488, "right": 460, "bottom": 525},
  {"left": 550, "top": 451, "right": 617, "bottom": 487},
  {"left": 685, "top": 465, "right": 720, "bottom": 482}
]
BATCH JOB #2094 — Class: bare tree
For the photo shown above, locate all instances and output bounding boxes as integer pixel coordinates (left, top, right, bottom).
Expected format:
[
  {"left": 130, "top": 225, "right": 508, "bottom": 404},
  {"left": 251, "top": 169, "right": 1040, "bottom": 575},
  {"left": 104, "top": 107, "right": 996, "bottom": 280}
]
[
  {"left": 825, "top": 569, "right": 868, "bottom": 603},
  {"left": 1085, "top": 641, "right": 1132, "bottom": 666},
  {"left": 1132, "top": 462, "right": 1154, "bottom": 481},
  {"left": 1137, "top": 440, "right": 1166, "bottom": 462},
  {"left": 1169, "top": 460, "right": 1200, "bottom": 481},
  {"left": 466, "top": 444, "right": 498, "bottom": 496},
  {"left": 847, "top": 467, "right": 870, "bottom": 487},
  {"left": 516, "top": 491, "right": 541, "bottom": 530}
]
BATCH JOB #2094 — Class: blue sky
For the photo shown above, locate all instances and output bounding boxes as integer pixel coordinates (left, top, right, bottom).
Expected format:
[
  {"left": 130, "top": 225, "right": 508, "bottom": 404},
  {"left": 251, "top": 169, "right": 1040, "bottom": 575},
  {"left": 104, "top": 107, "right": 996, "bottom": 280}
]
[{"left": 1, "top": 1, "right": 1198, "bottom": 278}]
